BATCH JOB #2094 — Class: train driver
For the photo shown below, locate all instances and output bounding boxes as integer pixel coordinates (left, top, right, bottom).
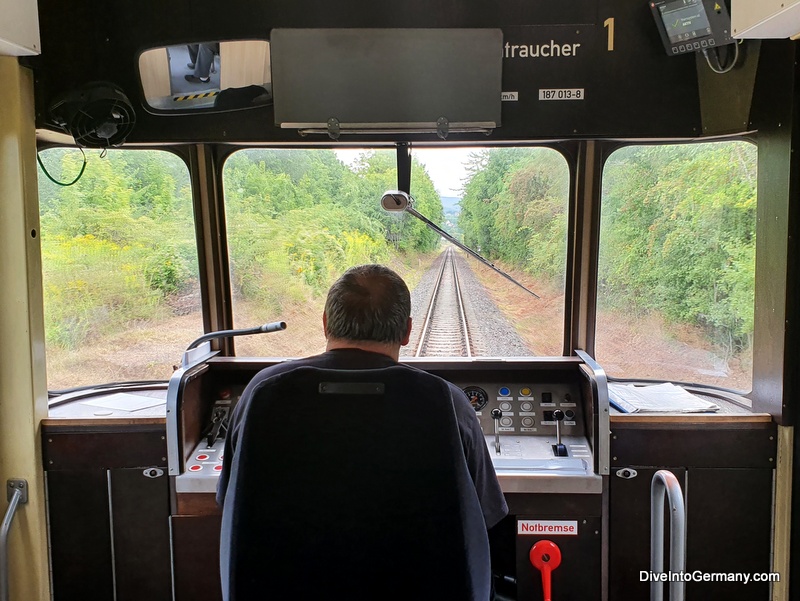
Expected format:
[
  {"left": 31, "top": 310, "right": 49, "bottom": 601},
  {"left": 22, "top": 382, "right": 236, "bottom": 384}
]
[{"left": 216, "top": 263, "right": 508, "bottom": 529}]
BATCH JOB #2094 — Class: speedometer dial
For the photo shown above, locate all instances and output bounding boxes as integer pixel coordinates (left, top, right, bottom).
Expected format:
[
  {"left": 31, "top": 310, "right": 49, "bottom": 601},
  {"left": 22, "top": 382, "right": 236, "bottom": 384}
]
[{"left": 463, "top": 386, "right": 489, "bottom": 411}]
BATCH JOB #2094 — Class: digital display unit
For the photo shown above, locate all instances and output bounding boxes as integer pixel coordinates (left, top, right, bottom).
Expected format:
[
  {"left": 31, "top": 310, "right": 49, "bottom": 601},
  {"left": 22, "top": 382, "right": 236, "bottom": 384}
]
[{"left": 650, "top": 0, "right": 734, "bottom": 56}]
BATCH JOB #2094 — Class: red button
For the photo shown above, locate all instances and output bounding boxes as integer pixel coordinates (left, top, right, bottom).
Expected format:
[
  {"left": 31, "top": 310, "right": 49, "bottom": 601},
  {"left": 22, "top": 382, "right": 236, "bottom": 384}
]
[
  {"left": 196, "top": 454, "right": 209, "bottom": 461},
  {"left": 214, "top": 465, "right": 223, "bottom": 471},
  {"left": 189, "top": 465, "right": 203, "bottom": 472}
]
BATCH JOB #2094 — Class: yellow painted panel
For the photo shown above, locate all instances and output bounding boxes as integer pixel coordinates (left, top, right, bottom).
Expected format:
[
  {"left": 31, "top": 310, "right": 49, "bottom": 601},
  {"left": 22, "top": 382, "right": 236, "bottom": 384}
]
[{"left": 0, "top": 56, "right": 51, "bottom": 601}]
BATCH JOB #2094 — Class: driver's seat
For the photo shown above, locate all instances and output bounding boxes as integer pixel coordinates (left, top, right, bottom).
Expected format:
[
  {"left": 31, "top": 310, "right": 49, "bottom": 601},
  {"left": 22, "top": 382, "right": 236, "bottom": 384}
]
[{"left": 219, "top": 365, "right": 491, "bottom": 600}]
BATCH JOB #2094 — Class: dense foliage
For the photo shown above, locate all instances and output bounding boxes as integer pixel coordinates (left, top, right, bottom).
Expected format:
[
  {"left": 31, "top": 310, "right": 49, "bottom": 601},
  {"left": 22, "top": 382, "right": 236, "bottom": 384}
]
[
  {"left": 223, "top": 149, "right": 442, "bottom": 312},
  {"left": 600, "top": 144, "right": 756, "bottom": 356},
  {"left": 39, "top": 142, "right": 756, "bottom": 373},
  {"left": 39, "top": 149, "right": 196, "bottom": 348},
  {"left": 459, "top": 148, "right": 569, "bottom": 282},
  {"left": 458, "top": 143, "right": 757, "bottom": 358},
  {"left": 38, "top": 148, "right": 443, "bottom": 348}
]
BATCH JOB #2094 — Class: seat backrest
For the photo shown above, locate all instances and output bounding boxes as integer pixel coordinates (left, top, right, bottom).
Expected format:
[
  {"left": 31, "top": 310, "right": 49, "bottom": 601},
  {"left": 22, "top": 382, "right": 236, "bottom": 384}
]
[{"left": 220, "top": 365, "right": 491, "bottom": 601}]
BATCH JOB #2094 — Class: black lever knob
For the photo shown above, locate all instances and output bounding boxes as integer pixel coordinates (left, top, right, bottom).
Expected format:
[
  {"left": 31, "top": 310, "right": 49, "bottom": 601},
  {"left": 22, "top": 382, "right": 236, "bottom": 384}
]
[
  {"left": 491, "top": 408, "right": 503, "bottom": 420},
  {"left": 552, "top": 409, "right": 565, "bottom": 421}
]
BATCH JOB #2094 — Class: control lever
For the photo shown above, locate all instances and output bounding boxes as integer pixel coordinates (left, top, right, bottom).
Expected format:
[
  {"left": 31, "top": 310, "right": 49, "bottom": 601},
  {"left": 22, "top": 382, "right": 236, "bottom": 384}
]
[
  {"left": 552, "top": 409, "right": 568, "bottom": 457},
  {"left": 530, "top": 540, "right": 562, "bottom": 601},
  {"left": 204, "top": 405, "right": 229, "bottom": 447},
  {"left": 490, "top": 408, "right": 502, "bottom": 454}
]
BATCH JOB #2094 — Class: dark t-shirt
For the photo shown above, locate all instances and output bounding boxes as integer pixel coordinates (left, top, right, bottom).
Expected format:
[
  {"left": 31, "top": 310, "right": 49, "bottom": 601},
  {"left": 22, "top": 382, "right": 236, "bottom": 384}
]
[{"left": 217, "top": 348, "right": 508, "bottom": 528}]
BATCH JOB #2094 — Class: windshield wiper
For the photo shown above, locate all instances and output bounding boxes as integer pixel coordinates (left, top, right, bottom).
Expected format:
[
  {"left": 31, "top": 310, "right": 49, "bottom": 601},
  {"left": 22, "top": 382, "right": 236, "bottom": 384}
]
[{"left": 380, "top": 190, "right": 540, "bottom": 299}]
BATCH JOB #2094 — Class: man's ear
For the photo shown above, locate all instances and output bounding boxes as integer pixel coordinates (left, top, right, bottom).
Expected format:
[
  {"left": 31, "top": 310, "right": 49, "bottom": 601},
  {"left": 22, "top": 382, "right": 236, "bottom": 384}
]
[
  {"left": 400, "top": 317, "right": 413, "bottom": 346},
  {"left": 322, "top": 312, "right": 329, "bottom": 339}
]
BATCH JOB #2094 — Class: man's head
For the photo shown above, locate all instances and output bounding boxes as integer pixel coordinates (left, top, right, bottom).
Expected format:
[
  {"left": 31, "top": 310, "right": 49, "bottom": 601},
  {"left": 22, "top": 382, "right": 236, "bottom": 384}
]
[{"left": 323, "top": 264, "right": 412, "bottom": 354}]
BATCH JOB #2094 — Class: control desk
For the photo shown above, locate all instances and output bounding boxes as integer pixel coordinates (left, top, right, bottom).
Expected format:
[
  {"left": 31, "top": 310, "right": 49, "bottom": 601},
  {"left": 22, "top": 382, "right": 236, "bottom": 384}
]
[
  {"left": 167, "top": 353, "right": 609, "bottom": 496},
  {"left": 166, "top": 352, "right": 609, "bottom": 600}
]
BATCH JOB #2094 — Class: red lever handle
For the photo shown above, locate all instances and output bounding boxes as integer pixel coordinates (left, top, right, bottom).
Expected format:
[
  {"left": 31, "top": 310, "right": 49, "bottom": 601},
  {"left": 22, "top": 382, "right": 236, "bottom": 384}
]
[{"left": 529, "top": 540, "right": 562, "bottom": 601}]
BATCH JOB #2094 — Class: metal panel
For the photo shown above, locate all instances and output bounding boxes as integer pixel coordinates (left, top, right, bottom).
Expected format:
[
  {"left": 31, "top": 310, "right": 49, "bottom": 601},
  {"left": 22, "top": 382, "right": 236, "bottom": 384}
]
[
  {"left": 685, "top": 468, "right": 773, "bottom": 600},
  {"left": 109, "top": 469, "right": 172, "bottom": 601},
  {"left": 0, "top": 0, "right": 39, "bottom": 55},
  {"left": 47, "top": 471, "right": 114, "bottom": 601},
  {"left": 732, "top": 0, "right": 800, "bottom": 38},
  {"left": 609, "top": 467, "right": 686, "bottom": 601},
  {"left": 516, "top": 515, "right": 602, "bottom": 600},
  {"left": 31, "top": 0, "right": 714, "bottom": 141},
  {"left": 611, "top": 423, "right": 777, "bottom": 469},
  {"left": 43, "top": 426, "right": 168, "bottom": 471},
  {"left": 171, "top": 515, "right": 223, "bottom": 601},
  {"left": 271, "top": 29, "right": 503, "bottom": 130}
]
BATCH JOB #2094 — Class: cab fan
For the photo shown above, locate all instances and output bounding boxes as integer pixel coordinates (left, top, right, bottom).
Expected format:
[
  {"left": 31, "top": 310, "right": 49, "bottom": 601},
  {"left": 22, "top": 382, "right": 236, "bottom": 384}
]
[{"left": 49, "top": 82, "right": 136, "bottom": 148}]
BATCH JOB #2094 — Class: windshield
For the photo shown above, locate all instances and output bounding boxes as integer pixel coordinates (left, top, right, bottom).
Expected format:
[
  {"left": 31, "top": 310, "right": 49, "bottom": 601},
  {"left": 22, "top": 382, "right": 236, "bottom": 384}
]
[
  {"left": 37, "top": 143, "right": 753, "bottom": 392},
  {"left": 223, "top": 147, "right": 569, "bottom": 358}
]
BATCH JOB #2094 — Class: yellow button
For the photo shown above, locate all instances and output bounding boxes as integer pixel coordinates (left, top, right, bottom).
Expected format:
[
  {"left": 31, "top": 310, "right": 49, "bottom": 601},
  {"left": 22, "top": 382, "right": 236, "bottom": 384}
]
[{"left": 520, "top": 387, "right": 532, "bottom": 397}]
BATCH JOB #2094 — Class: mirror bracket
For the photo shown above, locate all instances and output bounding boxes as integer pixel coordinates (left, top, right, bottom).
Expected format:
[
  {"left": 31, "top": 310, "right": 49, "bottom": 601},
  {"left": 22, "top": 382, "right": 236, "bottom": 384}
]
[
  {"left": 326, "top": 118, "right": 341, "bottom": 140},
  {"left": 436, "top": 117, "right": 450, "bottom": 140}
]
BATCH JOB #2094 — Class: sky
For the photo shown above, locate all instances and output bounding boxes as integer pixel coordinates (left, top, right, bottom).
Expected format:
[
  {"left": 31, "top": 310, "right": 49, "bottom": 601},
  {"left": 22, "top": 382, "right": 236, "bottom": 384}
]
[{"left": 334, "top": 147, "right": 481, "bottom": 198}]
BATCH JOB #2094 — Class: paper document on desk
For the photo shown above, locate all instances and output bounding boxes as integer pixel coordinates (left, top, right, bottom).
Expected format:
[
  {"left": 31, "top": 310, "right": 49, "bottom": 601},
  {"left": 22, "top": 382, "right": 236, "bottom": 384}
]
[{"left": 608, "top": 382, "right": 720, "bottom": 413}]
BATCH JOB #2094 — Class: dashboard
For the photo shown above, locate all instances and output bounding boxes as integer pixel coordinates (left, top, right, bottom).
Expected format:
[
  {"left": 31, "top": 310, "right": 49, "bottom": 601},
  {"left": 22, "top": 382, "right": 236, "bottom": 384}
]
[{"left": 167, "top": 356, "right": 609, "bottom": 497}]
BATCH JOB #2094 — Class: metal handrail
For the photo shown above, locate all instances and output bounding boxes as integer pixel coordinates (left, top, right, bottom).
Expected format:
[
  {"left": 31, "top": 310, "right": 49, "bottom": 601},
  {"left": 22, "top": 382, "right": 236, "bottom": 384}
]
[
  {"left": 1, "top": 481, "right": 28, "bottom": 601},
  {"left": 650, "top": 470, "right": 686, "bottom": 601}
]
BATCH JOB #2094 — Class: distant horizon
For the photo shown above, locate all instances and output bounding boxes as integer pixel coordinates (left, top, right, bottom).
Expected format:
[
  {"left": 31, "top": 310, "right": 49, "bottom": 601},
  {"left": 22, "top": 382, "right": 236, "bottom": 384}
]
[{"left": 335, "top": 147, "right": 479, "bottom": 197}]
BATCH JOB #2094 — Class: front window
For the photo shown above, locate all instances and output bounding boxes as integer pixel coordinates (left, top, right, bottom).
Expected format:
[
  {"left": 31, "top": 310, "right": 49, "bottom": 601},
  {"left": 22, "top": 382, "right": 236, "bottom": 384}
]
[
  {"left": 38, "top": 149, "right": 202, "bottom": 390},
  {"left": 596, "top": 141, "right": 757, "bottom": 391},
  {"left": 222, "top": 147, "right": 570, "bottom": 358}
]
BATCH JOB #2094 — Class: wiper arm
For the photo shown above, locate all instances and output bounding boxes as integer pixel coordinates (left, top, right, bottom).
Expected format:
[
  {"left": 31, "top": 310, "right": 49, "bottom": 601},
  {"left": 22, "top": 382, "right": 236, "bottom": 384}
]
[{"left": 381, "top": 190, "right": 540, "bottom": 299}]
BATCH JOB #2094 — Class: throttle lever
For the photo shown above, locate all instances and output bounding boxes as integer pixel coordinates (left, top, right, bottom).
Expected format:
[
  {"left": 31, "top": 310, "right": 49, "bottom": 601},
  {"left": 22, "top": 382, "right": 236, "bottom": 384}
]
[
  {"left": 530, "top": 540, "right": 562, "bottom": 601},
  {"left": 552, "top": 409, "right": 568, "bottom": 457},
  {"left": 490, "top": 408, "right": 502, "bottom": 454}
]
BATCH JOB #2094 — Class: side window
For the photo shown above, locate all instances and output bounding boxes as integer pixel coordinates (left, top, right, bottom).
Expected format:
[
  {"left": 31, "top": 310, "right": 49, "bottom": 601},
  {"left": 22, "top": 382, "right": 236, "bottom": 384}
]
[
  {"left": 597, "top": 142, "right": 757, "bottom": 391},
  {"left": 37, "top": 149, "right": 202, "bottom": 390}
]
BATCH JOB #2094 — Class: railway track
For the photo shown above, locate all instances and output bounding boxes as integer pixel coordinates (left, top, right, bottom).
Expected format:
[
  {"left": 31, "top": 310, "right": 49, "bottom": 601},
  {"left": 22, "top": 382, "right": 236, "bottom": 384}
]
[{"left": 415, "top": 247, "right": 473, "bottom": 357}]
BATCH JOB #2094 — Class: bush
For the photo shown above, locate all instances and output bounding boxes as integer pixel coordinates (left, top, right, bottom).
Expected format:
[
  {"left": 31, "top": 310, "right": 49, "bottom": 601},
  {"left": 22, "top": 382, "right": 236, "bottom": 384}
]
[{"left": 144, "top": 247, "right": 191, "bottom": 296}]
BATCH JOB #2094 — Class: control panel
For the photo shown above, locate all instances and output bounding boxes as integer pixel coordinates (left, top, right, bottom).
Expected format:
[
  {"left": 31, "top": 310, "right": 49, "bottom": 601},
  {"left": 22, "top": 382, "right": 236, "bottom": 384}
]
[
  {"left": 464, "top": 383, "right": 583, "bottom": 435},
  {"left": 454, "top": 377, "right": 602, "bottom": 494},
  {"left": 167, "top": 355, "right": 609, "bottom": 497}
]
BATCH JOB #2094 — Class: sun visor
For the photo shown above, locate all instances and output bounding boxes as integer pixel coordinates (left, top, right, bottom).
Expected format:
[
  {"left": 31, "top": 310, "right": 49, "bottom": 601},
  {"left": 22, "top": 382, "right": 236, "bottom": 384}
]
[{"left": 270, "top": 28, "right": 503, "bottom": 139}]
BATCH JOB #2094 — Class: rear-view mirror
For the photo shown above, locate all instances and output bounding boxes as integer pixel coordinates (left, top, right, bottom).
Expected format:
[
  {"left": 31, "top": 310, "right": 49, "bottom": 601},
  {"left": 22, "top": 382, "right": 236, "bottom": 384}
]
[{"left": 137, "top": 39, "right": 272, "bottom": 113}]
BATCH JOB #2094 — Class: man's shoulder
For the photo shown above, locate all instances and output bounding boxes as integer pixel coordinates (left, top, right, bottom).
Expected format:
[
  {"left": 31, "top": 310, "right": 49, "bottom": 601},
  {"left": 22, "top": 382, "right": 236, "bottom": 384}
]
[
  {"left": 248, "top": 356, "right": 324, "bottom": 387},
  {"left": 400, "top": 365, "right": 465, "bottom": 397}
]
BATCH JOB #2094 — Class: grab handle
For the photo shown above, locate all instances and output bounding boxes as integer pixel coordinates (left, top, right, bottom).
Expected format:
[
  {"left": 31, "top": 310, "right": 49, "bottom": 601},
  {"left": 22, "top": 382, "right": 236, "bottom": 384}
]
[
  {"left": 650, "top": 470, "right": 686, "bottom": 601},
  {"left": 1, "top": 480, "right": 28, "bottom": 601}
]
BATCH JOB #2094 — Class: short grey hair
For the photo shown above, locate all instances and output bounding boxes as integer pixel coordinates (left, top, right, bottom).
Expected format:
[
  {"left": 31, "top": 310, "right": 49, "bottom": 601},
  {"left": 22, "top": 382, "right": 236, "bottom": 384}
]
[{"left": 324, "top": 264, "right": 411, "bottom": 344}]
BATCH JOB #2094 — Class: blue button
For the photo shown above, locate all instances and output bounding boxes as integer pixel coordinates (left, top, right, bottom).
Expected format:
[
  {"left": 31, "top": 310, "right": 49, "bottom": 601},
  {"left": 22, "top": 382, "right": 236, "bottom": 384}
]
[{"left": 499, "top": 387, "right": 511, "bottom": 397}]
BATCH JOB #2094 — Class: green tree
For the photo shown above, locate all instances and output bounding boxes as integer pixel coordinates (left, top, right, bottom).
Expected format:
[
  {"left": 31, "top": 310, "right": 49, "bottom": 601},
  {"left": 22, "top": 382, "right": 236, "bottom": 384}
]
[{"left": 599, "top": 142, "right": 757, "bottom": 354}]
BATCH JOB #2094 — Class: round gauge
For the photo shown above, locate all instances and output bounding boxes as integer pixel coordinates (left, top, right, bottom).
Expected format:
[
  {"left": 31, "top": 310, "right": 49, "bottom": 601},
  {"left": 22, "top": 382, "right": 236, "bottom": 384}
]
[{"left": 463, "top": 386, "right": 489, "bottom": 411}]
